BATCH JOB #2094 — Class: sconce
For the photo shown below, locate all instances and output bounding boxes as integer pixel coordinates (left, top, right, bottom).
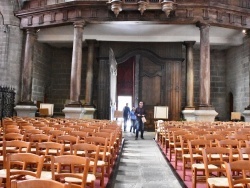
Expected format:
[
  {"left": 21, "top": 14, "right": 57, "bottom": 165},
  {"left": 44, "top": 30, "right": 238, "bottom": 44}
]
[
  {"left": 161, "top": 0, "right": 175, "bottom": 17},
  {"left": 138, "top": 0, "right": 147, "bottom": 15},
  {"left": 110, "top": 0, "right": 122, "bottom": 17}
]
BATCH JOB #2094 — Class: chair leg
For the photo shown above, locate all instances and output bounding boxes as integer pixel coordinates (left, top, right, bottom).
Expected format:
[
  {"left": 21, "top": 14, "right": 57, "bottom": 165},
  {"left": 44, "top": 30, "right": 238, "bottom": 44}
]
[{"left": 192, "top": 168, "right": 197, "bottom": 188}]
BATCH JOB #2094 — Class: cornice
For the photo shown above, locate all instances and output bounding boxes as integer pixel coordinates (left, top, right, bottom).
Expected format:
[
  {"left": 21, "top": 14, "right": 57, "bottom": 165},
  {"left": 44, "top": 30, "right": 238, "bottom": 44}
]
[{"left": 15, "top": 0, "right": 250, "bottom": 30}]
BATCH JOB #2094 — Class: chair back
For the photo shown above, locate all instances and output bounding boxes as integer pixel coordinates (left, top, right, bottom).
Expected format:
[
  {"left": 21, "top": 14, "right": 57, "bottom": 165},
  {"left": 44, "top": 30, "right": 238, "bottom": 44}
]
[
  {"left": 11, "top": 179, "right": 70, "bottom": 188},
  {"left": 51, "top": 155, "right": 90, "bottom": 188}
]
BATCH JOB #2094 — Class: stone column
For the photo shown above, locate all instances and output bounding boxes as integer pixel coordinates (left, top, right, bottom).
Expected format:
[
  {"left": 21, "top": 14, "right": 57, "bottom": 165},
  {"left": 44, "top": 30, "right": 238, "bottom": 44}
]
[
  {"left": 83, "top": 40, "right": 96, "bottom": 119},
  {"left": 15, "top": 29, "right": 37, "bottom": 117},
  {"left": 194, "top": 22, "right": 217, "bottom": 121},
  {"left": 199, "top": 23, "right": 211, "bottom": 107},
  {"left": 182, "top": 41, "right": 196, "bottom": 121},
  {"left": 21, "top": 29, "right": 36, "bottom": 103},
  {"left": 242, "top": 34, "right": 250, "bottom": 121},
  {"left": 63, "top": 21, "right": 86, "bottom": 118}
]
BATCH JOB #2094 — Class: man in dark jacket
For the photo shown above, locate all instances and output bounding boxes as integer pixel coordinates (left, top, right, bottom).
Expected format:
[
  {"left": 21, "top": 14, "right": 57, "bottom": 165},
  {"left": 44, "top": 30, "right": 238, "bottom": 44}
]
[
  {"left": 123, "top": 103, "right": 130, "bottom": 131},
  {"left": 135, "top": 101, "right": 146, "bottom": 140}
]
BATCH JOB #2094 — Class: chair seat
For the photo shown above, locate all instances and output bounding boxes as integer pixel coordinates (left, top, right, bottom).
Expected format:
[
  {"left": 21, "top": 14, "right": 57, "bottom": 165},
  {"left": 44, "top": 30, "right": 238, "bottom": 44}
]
[
  {"left": 64, "top": 173, "right": 96, "bottom": 183},
  {"left": 183, "top": 154, "right": 201, "bottom": 158},
  {"left": 192, "top": 164, "right": 218, "bottom": 170},
  {"left": 207, "top": 177, "right": 243, "bottom": 187},
  {"left": 0, "top": 169, "right": 22, "bottom": 178}
]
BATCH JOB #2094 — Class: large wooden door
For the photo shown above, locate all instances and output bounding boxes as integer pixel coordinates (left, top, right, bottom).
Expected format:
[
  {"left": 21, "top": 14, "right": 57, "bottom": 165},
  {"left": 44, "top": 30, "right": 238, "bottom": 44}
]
[{"left": 140, "top": 57, "right": 182, "bottom": 130}]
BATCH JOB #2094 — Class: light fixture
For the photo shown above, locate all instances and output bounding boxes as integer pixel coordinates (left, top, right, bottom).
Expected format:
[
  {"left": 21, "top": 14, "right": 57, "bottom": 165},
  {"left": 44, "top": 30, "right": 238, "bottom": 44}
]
[
  {"left": 161, "top": 0, "right": 175, "bottom": 17},
  {"left": 110, "top": 0, "right": 122, "bottom": 17},
  {"left": 138, "top": 0, "right": 147, "bottom": 15}
]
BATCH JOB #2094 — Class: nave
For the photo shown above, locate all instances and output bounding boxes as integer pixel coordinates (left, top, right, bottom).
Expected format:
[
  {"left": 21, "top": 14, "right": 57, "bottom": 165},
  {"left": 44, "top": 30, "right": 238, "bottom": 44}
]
[{"left": 109, "top": 131, "right": 184, "bottom": 188}]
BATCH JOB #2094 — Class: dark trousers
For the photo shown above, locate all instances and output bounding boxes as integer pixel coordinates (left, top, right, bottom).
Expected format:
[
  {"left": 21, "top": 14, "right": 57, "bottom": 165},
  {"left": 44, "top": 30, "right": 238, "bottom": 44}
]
[{"left": 136, "top": 119, "right": 144, "bottom": 138}]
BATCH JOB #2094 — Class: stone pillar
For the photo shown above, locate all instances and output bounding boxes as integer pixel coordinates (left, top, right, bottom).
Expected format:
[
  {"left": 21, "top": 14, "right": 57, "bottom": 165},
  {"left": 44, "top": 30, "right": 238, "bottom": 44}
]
[
  {"left": 21, "top": 29, "right": 36, "bottom": 103},
  {"left": 83, "top": 40, "right": 96, "bottom": 119},
  {"left": 63, "top": 21, "right": 85, "bottom": 119},
  {"left": 15, "top": 29, "right": 37, "bottom": 117},
  {"left": 194, "top": 22, "right": 217, "bottom": 121},
  {"left": 182, "top": 41, "right": 196, "bottom": 121},
  {"left": 243, "top": 35, "right": 250, "bottom": 122}
]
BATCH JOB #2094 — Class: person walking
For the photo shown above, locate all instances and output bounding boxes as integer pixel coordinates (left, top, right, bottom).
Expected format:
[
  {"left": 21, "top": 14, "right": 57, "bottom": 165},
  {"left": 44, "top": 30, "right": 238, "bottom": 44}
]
[
  {"left": 130, "top": 107, "right": 137, "bottom": 133},
  {"left": 123, "top": 103, "right": 130, "bottom": 131},
  {"left": 135, "top": 101, "right": 146, "bottom": 140}
]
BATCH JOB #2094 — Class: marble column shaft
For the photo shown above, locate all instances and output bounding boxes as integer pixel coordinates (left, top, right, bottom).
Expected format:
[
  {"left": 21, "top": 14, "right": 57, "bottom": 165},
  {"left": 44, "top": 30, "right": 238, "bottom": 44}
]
[
  {"left": 184, "top": 41, "right": 195, "bottom": 108},
  {"left": 85, "top": 40, "right": 95, "bottom": 106},
  {"left": 199, "top": 23, "right": 211, "bottom": 107},
  {"left": 70, "top": 22, "right": 85, "bottom": 104},
  {"left": 21, "top": 29, "right": 36, "bottom": 102}
]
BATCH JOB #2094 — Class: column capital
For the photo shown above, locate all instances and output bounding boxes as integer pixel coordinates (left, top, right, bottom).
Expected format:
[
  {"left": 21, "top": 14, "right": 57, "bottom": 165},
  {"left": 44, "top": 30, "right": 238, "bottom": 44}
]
[
  {"left": 196, "top": 21, "right": 210, "bottom": 29},
  {"left": 73, "top": 20, "right": 86, "bottom": 28},
  {"left": 183, "top": 41, "right": 196, "bottom": 47},
  {"left": 26, "top": 28, "right": 37, "bottom": 35}
]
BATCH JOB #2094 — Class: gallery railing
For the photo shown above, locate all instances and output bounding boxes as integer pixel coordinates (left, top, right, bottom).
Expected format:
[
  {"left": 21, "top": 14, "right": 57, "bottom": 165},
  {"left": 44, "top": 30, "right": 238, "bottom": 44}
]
[{"left": 0, "top": 86, "right": 15, "bottom": 120}]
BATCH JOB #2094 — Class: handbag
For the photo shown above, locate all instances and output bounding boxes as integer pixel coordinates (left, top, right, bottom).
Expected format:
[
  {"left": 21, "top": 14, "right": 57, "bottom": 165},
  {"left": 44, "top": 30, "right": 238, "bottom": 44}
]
[{"left": 141, "top": 116, "right": 146, "bottom": 123}]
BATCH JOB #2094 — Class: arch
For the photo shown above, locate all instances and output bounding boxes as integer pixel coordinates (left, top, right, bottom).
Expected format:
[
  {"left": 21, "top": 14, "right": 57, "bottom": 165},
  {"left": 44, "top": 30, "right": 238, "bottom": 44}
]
[{"left": 116, "top": 48, "right": 183, "bottom": 65}]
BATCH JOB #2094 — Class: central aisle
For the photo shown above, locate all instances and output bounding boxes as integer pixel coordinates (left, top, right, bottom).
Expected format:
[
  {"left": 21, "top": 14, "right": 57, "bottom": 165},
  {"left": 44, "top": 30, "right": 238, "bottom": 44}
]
[{"left": 109, "top": 131, "right": 186, "bottom": 188}]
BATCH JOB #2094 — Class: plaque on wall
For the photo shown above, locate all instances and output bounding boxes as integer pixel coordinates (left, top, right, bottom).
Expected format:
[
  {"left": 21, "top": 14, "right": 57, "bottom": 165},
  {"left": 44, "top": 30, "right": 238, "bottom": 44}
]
[{"left": 154, "top": 106, "right": 168, "bottom": 119}]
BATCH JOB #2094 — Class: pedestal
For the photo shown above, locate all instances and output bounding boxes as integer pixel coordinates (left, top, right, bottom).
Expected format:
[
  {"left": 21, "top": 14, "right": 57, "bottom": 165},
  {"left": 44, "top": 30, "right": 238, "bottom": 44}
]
[
  {"left": 82, "top": 107, "right": 96, "bottom": 119},
  {"left": 62, "top": 107, "right": 85, "bottom": 119},
  {"left": 194, "top": 110, "right": 218, "bottom": 122},
  {"left": 14, "top": 105, "right": 38, "bottom": 117},
  {"left": 242, "top": 110, "right": 250, "bottom": 122},
  {"left": 182, "top": 109, "right": 196, "bottom": 121}
]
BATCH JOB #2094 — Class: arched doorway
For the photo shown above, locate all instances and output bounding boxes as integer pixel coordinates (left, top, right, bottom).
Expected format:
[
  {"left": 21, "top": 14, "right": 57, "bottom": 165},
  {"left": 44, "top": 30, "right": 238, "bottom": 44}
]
[{"left": 116, "top": 50, "right": 182, "bottom": 131}]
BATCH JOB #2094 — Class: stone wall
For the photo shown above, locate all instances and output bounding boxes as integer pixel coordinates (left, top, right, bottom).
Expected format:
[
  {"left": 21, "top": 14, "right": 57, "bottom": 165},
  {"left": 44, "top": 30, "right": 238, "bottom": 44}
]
[
  {"left": 32, "top": 42, "right": 53, "bottom": 103},
  {"left": 192, "top": 49, "right": 227, "bottom": 121},
  {"left": 48, "top": 47, "right": 88, "bottom": 114},
  {"left": 0, "top": 1, "right": 23, "bottom": 103},
  {"left": 226, "top": 37, "right": 250, "bottom": 115}
]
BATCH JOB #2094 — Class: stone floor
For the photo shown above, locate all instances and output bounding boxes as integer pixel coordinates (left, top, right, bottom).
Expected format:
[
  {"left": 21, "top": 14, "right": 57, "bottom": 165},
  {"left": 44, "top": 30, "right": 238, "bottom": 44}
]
[{"left": 107, "top": 131, "right": 186, "bottom": 188}]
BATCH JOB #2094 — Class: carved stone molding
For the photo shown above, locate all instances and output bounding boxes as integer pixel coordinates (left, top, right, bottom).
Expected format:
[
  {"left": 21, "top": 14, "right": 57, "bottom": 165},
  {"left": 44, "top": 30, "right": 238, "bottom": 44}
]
[{"left": 15, "top": 0, "right": 250, "bottom": 30}]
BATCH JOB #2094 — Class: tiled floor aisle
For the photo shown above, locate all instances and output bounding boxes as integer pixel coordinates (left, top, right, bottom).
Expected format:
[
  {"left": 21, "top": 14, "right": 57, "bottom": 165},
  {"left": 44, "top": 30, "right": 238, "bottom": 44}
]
[{"left": 109, "top": 131, "right": 186, "bottom": 188}]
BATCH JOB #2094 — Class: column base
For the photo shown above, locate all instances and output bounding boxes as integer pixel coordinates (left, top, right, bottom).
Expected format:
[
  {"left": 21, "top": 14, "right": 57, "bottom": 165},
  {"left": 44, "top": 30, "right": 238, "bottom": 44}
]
[
  {"left": 194, "top": 109, "right": 218, "bottom": 122},
  {"left": 182, "top": 109, "right": 196, "bottom": 122},
  {"left": 82, "top": 107, "right": 96, "bottom": 119},
  {"left": 14, "top": 105, "right": 38, "bottom": 117},
  {"left": 242, "top": 110, "right": 250, "bottom": 122},
  {"left": 62, "top": 107, "right": 85, "bottom": 119}
]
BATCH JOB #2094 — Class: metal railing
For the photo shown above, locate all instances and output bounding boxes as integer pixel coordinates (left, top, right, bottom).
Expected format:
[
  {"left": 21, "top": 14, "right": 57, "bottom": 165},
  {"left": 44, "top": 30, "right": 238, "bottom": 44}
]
[{"left": 0, "top": 86, "right": 15, "bottom": 119}]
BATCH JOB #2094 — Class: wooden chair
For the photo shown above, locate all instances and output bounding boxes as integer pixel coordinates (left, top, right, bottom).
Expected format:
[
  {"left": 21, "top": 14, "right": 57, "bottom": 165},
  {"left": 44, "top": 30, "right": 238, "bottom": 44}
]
[
  {"left": 172, "top": 130, "right": 189, "bottom": 166},
  {"left": 0, "top": 140, "right": 31, "bottom": 169},
  {"left": 85, "top": 136, "right": 109, "bottom": 177},
  {"left": 225, "top": 160, "right": 250, "bottom": 188},
  {"left": 188, "top": 139, "right": 211, "bottom": 188},
  {"left": 51, "top": 155, "right": 91, "bottom": 188},
  {"left": 57, "top": 135, "right": 79, "bottom": 155},
  {"left": 23, "top": 129, "right": 43, "bottom": 141},
  {"left": 29, "top": 134, "right": 51, "bottom": 153},
  {"left": 3, "top": 133, "right": 24, "bottom": 141},
  {"left": 36, "top": 142, "right": 64, "bottom": 179},
  {"left": 5, "top": 153, "right": 45, "bottom": 188},
  {"left": 11, "top": 179, "right": 70, "bottom": 188},
  {"left": 204, "top": 134, "right": 225, "bottom": 147},
  {"left": 217, "top": 139, "right": 240, "bottom": 161},
  {"left": 202, "top": 147, "right": 233, "bottom": 188},
  {"left": 70, "top": 131, "right": 88, "bottom": 143},
  {"left": 179, "top": 134, "right": 199, "bottom": 172},
  {"left": 48, "top": 130, "right": 65, "bottom": 142},
  {"left": 73, "top": 143, "right": 100, "bottom": 188}
]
